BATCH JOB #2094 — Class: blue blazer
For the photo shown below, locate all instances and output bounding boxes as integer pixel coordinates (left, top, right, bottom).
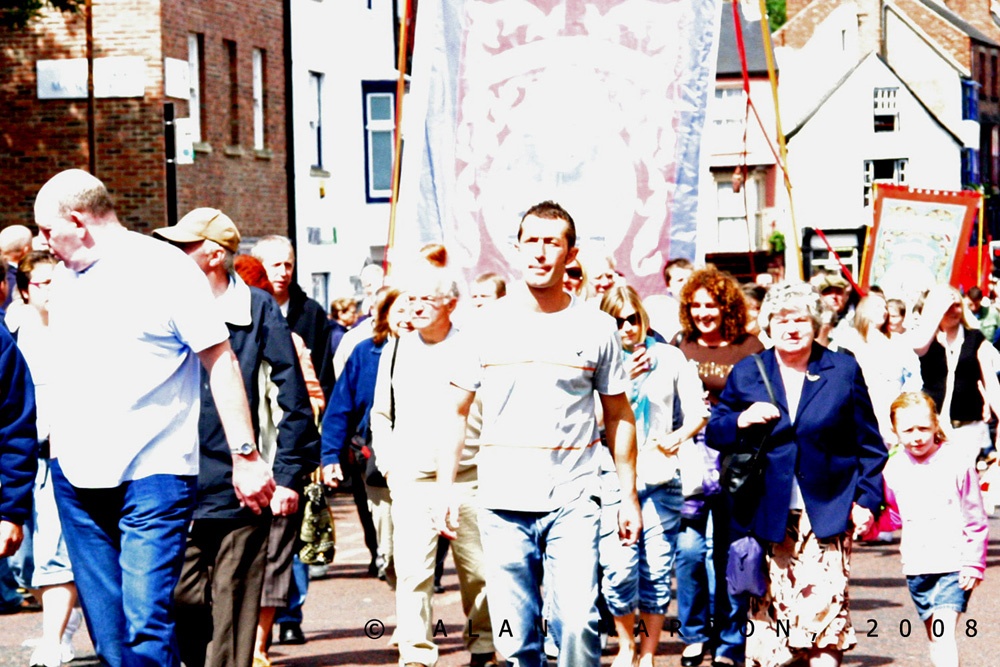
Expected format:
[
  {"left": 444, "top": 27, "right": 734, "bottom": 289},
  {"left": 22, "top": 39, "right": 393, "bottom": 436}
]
[{"left": 706, "top": 344, "right": 887, "bottom": 543}]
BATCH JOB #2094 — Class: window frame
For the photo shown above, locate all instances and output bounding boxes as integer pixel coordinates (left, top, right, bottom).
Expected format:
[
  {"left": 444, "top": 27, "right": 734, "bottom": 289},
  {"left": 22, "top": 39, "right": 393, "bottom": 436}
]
[
  {"left": 362, "top": 80, "right": 397, "bottom": 203},
  {"left": 252, "top": 48, "right": 266, "bottom": 151},
  {"left": 308, "top": 71, "right": 324, "bottom": 169},
  {"left": 187, "top": 33, "right": 204, "bottom": 142}
]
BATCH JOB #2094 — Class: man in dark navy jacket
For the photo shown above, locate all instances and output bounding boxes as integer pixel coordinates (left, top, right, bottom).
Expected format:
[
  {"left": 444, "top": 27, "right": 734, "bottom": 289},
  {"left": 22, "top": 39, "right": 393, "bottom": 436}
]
[{"left": 156, "top": 210, "right": 319, "bottom": 667}]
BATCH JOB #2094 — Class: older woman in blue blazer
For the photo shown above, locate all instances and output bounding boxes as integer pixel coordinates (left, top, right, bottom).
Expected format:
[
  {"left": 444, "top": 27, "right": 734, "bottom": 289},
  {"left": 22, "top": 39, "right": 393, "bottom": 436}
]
[{"left": 707, "top": 282, "right": 887, "bottom": 667}]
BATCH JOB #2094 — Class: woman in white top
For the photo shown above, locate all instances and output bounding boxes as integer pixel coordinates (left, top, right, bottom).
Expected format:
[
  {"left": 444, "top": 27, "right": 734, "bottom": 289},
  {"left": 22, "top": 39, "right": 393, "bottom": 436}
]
[
  {"left": 909, "top": 284, "right": 1000, "bottom": 465},
  {"left": 835, "top": 293, "right": 921, "bottom": 444},
  {"left": 596, "top": 285, "right": 708, "bottom": 667}
]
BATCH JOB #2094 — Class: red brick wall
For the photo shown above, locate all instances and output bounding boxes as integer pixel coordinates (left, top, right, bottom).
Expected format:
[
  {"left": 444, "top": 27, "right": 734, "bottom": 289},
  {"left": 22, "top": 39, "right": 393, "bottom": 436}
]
[
  {"left": 774, "top": 0, "right": 841, "bottom": 48},
  {"left": 162, "top": 0, "right": 287, "bottom": 240},
  {"left": 895, "top": 0, "right": 973, "bottom": 69},
  {"left": 0, "top": 0, "right": 286, "bottom": 239},
  {"left": 944, "top": 0, "right": 1000, "bottom": 44},
  {"left": 0, "top": 0, "right": 166, "bottom": 232}
]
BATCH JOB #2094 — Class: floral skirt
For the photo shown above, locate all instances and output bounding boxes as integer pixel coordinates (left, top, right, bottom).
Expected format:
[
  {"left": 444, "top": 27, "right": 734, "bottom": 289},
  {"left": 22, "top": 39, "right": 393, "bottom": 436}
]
[{"left": 746, "top": 510, "right": 856, "bottom": 667}]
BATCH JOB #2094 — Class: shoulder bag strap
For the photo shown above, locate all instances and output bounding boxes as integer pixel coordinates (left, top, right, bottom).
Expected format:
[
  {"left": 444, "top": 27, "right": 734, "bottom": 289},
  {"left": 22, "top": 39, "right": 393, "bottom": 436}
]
[
  {"left": 389, "top": 337, "right": 400, "bottom": 429},
  {"left": 747, "top": 353, "right": 775, "bottom": 464},
  {"left": 752, "top": 353, "right": 777, "bottom": 406}
]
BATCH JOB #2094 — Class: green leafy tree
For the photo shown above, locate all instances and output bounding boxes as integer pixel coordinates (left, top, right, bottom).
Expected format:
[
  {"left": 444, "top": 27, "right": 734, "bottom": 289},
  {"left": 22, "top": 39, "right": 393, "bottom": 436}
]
[
  {"left": 0, "top": 0, "right": 82, "bottom": 30},
  {"left": 766, "top": 0, "right": 786, "bottom": 30}
]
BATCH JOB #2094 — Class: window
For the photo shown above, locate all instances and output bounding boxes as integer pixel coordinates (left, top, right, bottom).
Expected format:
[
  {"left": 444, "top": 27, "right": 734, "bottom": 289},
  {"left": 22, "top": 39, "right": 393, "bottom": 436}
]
[
  {"left": 252, "top": 48, "right": 266, "bottom": 150},
  {"left": 980, "top": 52, "right": 987, "bottom": 98},
  {"left": 962, "top": 148, "right": 981, "bottom": 186},
  {"left": 863, "top": 158, "right": 908, "bottom": 207},
  {"left": 962, "top": 79, "right": 980, "bottom": 120},
  {"left": 712, "top": 86, "right": 746, "bottom": 150},
  {"left": 308, "top": 71, "right": 324, "bottom": 169},
  {"left": 992, "top": 54, "right": 998, "bottom": 100},
  {"left": 187, "top": 34, "right": 204, "bottom": 142},
  {"left": 362, "top": 80, "right": 396, "bottom": 202},
  {"left": 225, "top": 40, "right": 239, "bottom": 146},
  {"left": 873, "top": 87, "right": 898, "bottom": 132},
  {"left": 715, "top": 174, "right": 764, "bottom": 252}
]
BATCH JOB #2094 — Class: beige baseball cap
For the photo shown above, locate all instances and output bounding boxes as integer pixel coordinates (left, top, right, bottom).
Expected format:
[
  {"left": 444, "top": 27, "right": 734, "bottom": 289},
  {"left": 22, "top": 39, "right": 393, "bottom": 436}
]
[{"left": 153, "top": 207, "right": 241, "bottom": 253}]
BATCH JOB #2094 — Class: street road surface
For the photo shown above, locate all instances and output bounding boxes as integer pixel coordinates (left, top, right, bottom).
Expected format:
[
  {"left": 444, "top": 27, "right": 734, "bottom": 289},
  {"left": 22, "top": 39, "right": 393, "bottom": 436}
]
[{"left": 2, "top": 493, "right": 997, "bottom": 666}]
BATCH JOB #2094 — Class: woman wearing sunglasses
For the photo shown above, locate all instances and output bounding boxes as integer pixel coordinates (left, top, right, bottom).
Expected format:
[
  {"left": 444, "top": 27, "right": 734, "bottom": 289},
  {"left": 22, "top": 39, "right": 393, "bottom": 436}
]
[
  {"left": 674, "top": 266, "right": 765, "bottom": 667},
  {"left": 597, "top": 285, "right": 708, "bottom": 667}
]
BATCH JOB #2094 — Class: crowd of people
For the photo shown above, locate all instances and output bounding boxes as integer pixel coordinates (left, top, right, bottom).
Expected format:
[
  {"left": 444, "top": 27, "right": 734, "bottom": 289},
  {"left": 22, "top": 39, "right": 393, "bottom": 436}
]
[{"left": 0, "top": 172, "right": 993, "bottom": 667}]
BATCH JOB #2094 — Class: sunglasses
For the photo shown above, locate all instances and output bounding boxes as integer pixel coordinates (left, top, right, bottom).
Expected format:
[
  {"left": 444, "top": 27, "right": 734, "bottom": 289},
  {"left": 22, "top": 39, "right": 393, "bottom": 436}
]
[
  {"left": 615, "top": 313, "right": 641, "bottom": 329},
  {"left": 565, "top": 267, "right": 583, "bottom": 279}
]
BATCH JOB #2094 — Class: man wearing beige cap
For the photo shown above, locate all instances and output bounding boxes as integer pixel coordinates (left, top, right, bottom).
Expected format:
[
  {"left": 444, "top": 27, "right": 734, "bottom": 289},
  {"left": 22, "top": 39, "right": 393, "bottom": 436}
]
[
  {"left": 33, "top": 170, "right": 274, "bottom": 667},
  {"left": 154, "top": 209, "right": 319, "bottom": 667}
]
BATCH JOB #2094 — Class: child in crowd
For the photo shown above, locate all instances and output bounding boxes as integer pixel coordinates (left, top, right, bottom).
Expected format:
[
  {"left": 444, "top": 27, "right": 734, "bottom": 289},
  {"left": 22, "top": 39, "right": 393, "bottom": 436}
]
[{"left": 877, "top": 392, "right": 988, "bottom": 667}]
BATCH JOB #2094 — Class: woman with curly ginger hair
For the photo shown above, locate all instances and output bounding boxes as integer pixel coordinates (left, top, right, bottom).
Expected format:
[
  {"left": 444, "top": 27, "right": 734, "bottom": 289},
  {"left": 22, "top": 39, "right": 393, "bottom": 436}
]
[{"left": 673, "top": 265, "right": 764, "bottom": 667}]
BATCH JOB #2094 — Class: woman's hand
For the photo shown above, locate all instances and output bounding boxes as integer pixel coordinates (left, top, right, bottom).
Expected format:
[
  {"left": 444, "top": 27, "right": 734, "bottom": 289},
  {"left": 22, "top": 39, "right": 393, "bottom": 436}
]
[
  {"left": 626, "top": 346, "right": 652, "bottom": 380},
  {"left": 736, "top": 401, "right": 780, "bottom": 429},
  {"left": 650, "top": 433, "right": 682, "bottom": 456}
]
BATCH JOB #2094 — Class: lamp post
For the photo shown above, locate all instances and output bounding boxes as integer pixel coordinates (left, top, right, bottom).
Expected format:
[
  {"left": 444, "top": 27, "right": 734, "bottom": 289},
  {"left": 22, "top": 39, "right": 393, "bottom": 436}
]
[{"left": 86, "top": 0, "right": 95, "bottom": 175}]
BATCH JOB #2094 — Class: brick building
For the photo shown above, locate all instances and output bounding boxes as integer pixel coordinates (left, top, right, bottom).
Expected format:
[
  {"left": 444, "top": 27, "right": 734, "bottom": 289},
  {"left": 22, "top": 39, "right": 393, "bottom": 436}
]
[{"left": 0, "top": 0, "right": 288, "bottom": 237}]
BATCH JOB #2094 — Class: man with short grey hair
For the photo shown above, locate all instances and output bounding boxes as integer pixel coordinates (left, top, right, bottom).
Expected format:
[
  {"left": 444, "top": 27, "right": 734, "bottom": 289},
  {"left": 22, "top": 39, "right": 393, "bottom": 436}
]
[
  {"left": 370, "top": 261, "right": 495, "bottom": 667},
  {"left": 34, "top": 169, "right": 274, "bottom": 667},
  {"left": 250, "top": 234, "right": 331, "bottom": 645}
]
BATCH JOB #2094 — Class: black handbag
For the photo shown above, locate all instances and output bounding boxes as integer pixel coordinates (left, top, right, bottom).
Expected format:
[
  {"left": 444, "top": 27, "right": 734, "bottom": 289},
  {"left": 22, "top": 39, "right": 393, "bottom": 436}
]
[{"left": 719, "top": 354, "right": 775, "bottom": 497}]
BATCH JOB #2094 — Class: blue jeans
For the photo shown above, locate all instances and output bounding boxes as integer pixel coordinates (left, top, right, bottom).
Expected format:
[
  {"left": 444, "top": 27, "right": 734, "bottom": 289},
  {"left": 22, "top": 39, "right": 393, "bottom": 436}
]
[
  {"left": 674, "top": 494, "right": 748, "bottom": 663},
  {"left": 599, "top": 478, "right": 682, "bottom": 616},
  {"left": 51, "top": 460, "right": 196, "bottom": 667},
  {"left": 0, "top": 558, "right": 23, "bottom": 611},
  {"left": 275, "top": 555, "right": 308, "bottom": 625},
  {"left": 480, "top": 493, "right": 602, "bottom": 667}
]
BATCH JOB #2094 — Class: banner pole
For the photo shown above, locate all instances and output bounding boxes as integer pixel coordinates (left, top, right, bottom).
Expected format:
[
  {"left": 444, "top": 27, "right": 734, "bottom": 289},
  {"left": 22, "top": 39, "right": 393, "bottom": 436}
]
[
  {"left": 978, "top": 191, "right": 985, "bottom": 285},
  {"left": 756, "top": 0, "right": 802, "bottom": 280},
  {"left": 385, "top": 0, "right": 413, "bottom": 277}
]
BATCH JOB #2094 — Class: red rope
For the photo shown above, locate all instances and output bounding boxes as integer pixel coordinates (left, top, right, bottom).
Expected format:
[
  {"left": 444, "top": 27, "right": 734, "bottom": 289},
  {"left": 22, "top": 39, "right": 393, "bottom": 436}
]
[
  {"left": 731, "top": 1, "right": 860, "bottom": 292},
  {"left": 812, "top": 226, "right": 866, "bottom": 297}
]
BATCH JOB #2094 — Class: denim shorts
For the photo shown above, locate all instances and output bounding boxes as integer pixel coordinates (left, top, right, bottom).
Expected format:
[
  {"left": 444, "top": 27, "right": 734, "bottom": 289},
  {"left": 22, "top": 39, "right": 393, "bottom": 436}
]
[{"left": 906, "top": 571, "right": 972, "bottom": 621}]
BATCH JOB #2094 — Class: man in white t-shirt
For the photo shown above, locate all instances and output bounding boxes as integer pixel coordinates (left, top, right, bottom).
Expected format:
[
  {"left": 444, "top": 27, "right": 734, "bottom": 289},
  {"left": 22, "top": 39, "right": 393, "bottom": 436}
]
[
  {"left": 438, "top": 201, "right": 641, "bottom": 667},
  {"left": 33, "top": 170, "right": 275, "bottom": 667}
]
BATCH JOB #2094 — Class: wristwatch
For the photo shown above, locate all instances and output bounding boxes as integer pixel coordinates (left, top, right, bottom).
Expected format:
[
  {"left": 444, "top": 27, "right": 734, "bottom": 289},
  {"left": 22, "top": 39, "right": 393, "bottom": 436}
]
[{"left": 230, "top": 442, "right": 256, "bottom": 457}]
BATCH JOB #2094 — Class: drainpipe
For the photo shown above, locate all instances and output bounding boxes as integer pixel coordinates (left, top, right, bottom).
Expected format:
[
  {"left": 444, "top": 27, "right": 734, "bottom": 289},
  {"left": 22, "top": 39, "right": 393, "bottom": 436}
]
[{"left": 284, "top": 0, "right": 298, "bottom": 280}]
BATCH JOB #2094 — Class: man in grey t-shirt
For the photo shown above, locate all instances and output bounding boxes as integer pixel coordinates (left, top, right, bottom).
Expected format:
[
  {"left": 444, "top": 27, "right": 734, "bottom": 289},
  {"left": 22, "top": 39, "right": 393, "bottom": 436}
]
[{"left": 438, "top": 201, "right": 641, "bottom": 667}]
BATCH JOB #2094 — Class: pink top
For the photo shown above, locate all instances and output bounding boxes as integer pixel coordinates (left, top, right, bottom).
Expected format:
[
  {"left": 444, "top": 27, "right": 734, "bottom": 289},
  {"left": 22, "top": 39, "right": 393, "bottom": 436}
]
[{"left": 877, "top": 442, "right": 988, "bottom": 579}]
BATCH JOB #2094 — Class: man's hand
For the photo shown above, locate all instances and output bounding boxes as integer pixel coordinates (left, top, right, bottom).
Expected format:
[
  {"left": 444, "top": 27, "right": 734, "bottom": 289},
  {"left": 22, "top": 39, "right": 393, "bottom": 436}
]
[
  {"left": 434, "top": 485, "right": 460, "bottom": 540},
  {"left": 850, "top": 502, "right": 874, "bottom": 539},
  {"left": 617, "top": 492, "right": 642, "bottom": 546},
  {"left": 321, "top": 463, "right": 344, "bottom": 488},
  {"left": 269, "top": 485, "right": 299, "bottom": 516},
  {"left": 0, "top": 521, "right": 23, "bottom": 558},
  {"left": 231, "top": 452, "right": 276, "bottom": 514}
]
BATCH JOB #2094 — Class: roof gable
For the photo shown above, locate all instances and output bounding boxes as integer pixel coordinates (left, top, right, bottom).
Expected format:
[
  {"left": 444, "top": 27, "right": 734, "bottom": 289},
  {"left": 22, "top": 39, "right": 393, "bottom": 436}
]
[{"left": 786, "top": 51, "right": 961, "bottom": 145}]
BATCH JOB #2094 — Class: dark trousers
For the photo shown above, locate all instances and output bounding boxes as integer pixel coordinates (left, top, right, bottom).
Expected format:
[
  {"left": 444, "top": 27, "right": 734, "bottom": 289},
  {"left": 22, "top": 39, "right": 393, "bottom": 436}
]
[{"left": 175, "top": 518, "right": 270, "bottom": 667}]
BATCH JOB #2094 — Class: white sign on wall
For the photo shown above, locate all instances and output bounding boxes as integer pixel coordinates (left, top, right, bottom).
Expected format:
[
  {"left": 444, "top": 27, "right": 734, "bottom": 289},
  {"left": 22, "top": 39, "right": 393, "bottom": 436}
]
[
  {"left": 164, "top": 57, "right": 190, "bottom": 99},
  {"left": 175, "top": 117, "right": 195, "bottom": 165},
  {"left": 36, "top": 59, "right": 88, "bottom": 99},
  {"left": 36, "top": 56, "right": 147, "bottom": 99}
]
